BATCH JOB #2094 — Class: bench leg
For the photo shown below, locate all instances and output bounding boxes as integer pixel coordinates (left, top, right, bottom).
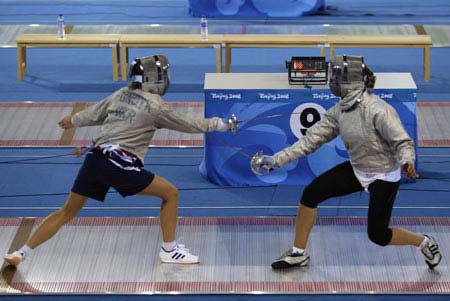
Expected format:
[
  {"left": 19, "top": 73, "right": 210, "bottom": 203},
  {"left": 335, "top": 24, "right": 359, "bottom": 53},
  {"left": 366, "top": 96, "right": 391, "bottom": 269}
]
[
  {"left": 225, "top": 46, "right": 231, "bottom": 73},
  {"left": 320, "top": 46, "right": 326, "bottom": 57},
  {"left": 121, "top": 46, "right": 129, "bottom": 81},
  {"left": 112, "top": 44, "right": 120, "bottom": 81},
  {"left": 17, "top": 45, "right": 26, "bottom": 80},
  {"left": 329, "top": 46, "right": 335, "bottom": 58},
  {"left": 215, "top": 45, "right": 222, "bottom": 73},
  {"left": 424, "top": 46, "right": 430, "bottom": 82}
]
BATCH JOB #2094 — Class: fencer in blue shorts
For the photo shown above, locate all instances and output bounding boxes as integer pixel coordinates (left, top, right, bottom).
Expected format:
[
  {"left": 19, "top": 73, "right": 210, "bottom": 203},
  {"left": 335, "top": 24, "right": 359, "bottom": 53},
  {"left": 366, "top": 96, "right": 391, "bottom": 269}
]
[{"left": 5, "top": 55, "right": 236, "bottom": 267}]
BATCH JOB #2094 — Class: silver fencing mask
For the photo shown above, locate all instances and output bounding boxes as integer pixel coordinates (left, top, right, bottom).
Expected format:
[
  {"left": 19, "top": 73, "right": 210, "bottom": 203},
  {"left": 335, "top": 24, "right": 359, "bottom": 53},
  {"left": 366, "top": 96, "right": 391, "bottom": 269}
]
[
  {"left": 129, "top": 55, "right": 171, "bottom": 96},
  {"left": 329, "top": 55, "right": 369, "bottom": 97}
]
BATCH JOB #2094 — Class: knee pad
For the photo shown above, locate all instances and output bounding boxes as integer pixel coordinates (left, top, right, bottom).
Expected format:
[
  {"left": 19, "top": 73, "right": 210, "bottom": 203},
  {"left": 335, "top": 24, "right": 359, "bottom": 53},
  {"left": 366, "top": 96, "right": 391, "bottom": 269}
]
[{"left": 367, "top": 227, "right": 392, "bottom": 246}]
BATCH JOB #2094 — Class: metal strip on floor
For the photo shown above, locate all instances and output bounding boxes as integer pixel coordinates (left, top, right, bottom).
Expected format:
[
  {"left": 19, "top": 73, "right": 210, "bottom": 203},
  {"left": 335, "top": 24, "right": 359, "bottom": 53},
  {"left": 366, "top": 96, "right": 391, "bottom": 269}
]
[
  {"left": 1, "top": 216, "right": 449, "bottom": 295},
  {"left": 1, "top": 101, "right": 450, "bottom": 147}
]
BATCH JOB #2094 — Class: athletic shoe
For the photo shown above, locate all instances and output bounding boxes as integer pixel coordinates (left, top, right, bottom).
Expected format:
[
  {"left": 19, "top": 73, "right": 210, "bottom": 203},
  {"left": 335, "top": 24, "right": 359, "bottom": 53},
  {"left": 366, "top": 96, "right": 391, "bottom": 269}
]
[
  {"left": 421, "top": 235, "right": 442, "bottom": 269},
  {"left": 271, "top": 249, "right": 310, "bottom": 269},
  {"left": 4, "top": 250, "right": 25, "bottom": 266},
  {"left": 159, "top": 244, "right": 199, "bottom": 264}
]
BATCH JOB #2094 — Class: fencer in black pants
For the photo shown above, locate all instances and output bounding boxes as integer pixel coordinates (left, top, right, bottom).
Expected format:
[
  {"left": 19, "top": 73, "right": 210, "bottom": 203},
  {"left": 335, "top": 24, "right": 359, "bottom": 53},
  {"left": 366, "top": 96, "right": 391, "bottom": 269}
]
[{"left": 253, "top": 55, "right": 442, "bottom": 270}]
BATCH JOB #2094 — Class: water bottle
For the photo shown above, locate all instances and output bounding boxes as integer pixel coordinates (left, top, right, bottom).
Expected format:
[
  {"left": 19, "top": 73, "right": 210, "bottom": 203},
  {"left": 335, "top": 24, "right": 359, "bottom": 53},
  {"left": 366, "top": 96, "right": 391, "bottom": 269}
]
[
  {"left": 57, "top": 14, "right": 65, "bottom": 40},
  {"left": 200, "top": 16, "right": 208, "bottom": 41}
]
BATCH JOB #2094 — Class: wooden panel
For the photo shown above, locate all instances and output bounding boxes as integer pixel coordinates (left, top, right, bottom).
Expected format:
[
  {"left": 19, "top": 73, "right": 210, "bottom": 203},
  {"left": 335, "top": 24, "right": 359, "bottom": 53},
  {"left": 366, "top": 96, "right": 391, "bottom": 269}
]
[
  {"left": 119, "top": 34, "right": 224, "bottom": 45},
  {"left": 327, "top": 34, "right": 432, "bottom": 46},
  {"left": 224, "top": 34, "right": 328, "bottom": 43},
  {"left": 16, "top": 34, "right": 120, "bottom": 45},
  {"left": 223, "top": 34, "right": 327, "bottom": 46}
]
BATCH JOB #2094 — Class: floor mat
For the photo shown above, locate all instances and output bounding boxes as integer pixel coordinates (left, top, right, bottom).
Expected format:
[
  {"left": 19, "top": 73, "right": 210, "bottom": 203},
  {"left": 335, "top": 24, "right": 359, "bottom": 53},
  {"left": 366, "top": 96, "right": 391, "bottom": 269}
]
[{"left": 1, "top": 216, "right": 448, "bottom": 294}]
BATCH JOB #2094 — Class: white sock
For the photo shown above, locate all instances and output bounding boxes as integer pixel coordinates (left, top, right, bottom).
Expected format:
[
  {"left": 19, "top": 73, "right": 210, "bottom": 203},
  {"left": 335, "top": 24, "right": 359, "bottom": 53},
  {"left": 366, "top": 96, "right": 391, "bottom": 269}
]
[
  {"left": 162, "top": 241, "right": 177, "bottom": 252},
  {"left": 419, "top": 236, "right": 430, "bottom": 249},
  {"left": 292, "top": 246, "right": 305, "bottom": 255},
  {"left": 18, "top": 245, "right": 33, "bottom": 258}
]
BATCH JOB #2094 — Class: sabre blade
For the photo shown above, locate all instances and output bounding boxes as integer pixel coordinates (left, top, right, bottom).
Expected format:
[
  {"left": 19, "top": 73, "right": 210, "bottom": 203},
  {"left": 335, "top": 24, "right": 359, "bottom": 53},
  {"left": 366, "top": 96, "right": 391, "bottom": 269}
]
[
  {"left": 237, "top": 114, "right": 285, "bottom": 124},
  {"left": 236, "top": 110, "right": 323, "bottom": 124}
]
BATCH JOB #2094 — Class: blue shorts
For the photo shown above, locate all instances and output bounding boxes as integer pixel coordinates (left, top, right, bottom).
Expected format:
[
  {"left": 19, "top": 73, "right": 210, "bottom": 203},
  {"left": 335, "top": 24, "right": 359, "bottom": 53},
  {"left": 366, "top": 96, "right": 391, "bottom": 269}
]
[{"left": 71, "top": 148, "right": 155, "bottom": 202}]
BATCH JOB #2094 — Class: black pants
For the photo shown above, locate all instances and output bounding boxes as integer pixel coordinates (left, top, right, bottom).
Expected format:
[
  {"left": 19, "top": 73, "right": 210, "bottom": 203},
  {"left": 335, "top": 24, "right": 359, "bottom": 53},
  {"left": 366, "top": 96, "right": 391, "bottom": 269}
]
[{"left": 301, "top": 161, "right": 400, "bottom": 246}]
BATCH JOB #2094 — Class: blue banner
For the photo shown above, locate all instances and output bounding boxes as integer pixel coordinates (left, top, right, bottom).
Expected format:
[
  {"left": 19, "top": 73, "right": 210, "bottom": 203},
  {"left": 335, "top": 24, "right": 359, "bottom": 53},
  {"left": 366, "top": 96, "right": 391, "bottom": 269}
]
[
  {"left": 201, "top": 88, "right": 417, "bottom": 187},
  {"left": 189, "top": 0, "right": 326, "bottom": 18}
]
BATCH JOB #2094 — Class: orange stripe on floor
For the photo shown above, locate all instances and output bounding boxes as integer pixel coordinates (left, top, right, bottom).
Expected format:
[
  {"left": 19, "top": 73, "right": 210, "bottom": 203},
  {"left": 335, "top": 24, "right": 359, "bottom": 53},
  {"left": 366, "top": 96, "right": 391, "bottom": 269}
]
[{"left": 1, "top": 218, "right": 36, "bottom": 286}]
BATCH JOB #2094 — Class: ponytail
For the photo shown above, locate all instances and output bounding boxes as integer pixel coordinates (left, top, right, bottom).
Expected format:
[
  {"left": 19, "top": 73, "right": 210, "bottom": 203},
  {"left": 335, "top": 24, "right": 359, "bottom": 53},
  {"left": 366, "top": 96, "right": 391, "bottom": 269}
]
[{"left": 363, "top": 65, "right": 376, "bottom": 93}]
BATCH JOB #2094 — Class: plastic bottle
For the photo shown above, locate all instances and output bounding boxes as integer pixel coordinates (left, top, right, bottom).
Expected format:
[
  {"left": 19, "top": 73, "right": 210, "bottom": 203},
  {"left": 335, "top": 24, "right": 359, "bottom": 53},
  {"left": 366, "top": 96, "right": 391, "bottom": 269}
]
[
  {"left": 200, "top": 16, "right": 208, "bottom": 41},
  {"left": 57, "top": 14, "right": 65, "bottom": 40}
]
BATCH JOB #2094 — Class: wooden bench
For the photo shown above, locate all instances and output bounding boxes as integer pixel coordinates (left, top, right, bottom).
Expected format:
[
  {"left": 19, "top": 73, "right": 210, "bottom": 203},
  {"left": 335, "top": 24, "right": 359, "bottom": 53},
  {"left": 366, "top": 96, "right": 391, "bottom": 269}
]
[
  {"left": 327, "top": 34, "right": 432, "bottom": 81},
  {"left": 223, "top": 34, "right": 328, "bottom": 73},
  {"left": 119, "top": 34, "right": 224, "bottom": 80},
  {"left": 223, "top": 34, "right": 432, "bottom": 82},
  {"left": 16, "top": 33, "right": 432, "bottom": 82},
  {"left": 16, "top": 34, "right": 121, "bottom": 81}
]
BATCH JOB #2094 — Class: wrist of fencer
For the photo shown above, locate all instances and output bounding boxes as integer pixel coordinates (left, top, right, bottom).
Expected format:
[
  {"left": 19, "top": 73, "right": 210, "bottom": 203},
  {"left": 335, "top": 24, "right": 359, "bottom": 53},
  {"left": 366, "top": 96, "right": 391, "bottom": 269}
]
[
  {"left": 271, "top": 155, "right": 282, "bottom": 169},
  {"left": 216, "top": 118, "right": 230, "bottom": 132},
  {"left": 262, "top": 164, "right": 279, "bottom": 172},
  {"left": 70, "top": 115, "right": 78, "bottom": 127},
  {"left": 270, "top": 162, "right": 281, "bottom": 170},
  {"left": 262, "top": 156, "right": 279, "bottom": 170}
]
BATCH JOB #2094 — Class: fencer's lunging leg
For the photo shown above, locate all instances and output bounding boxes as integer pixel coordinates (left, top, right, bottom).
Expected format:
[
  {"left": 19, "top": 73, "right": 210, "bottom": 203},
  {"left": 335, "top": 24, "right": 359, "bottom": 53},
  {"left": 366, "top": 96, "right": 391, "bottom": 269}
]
[
  {"left": 139, "top": 175, "right": 179, "bottom": 242},
  {"left": 367, "top": 180, "right": 423, "bottom": 247},
  {"left": 389, "top": 228, "right": 424, "bottom": 246},
  {"left": 294, "top": 161, "right": 363, "bottom": 249},
  {"left": 139, "top": 175, "right": 199, "bottom": 264},
  {"left": 294, "top": 204, "right": 317, "bottom": 249},
  {"left": 27, "top": 192, "right": 88, "bottom": 249}
]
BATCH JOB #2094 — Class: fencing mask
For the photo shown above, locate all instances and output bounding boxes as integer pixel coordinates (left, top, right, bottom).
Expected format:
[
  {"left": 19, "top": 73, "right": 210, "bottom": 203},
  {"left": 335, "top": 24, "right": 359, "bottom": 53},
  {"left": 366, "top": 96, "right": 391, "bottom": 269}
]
[
  {"left": 329, "top": 55, "right": 373, "bottom": 97},
  {"left": 129, "top": 55, "right": 171, "bottom": 96}
]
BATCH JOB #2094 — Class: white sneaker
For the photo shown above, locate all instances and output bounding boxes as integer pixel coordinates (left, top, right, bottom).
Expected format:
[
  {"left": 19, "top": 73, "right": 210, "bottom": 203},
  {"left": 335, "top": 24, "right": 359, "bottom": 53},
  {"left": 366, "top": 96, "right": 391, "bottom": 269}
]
[
  {"left": 421, "top": 235, "right": 442, "bottom": 269},
  {"left": 272, "top": 249, "right": 310, "bottom": 269},
  {"left": 159, "top": 244, "right": 199, "bottom": 264},
  {"left": 4, "top": 250, "right": 25, "bottom": 266}
]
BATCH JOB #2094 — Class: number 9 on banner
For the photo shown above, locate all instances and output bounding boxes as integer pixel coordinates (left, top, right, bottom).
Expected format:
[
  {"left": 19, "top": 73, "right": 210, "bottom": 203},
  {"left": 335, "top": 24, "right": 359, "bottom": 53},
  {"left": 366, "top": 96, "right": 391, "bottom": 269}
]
[{"left": 289, "top": 103, "right": 326, "bottom": 139}]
